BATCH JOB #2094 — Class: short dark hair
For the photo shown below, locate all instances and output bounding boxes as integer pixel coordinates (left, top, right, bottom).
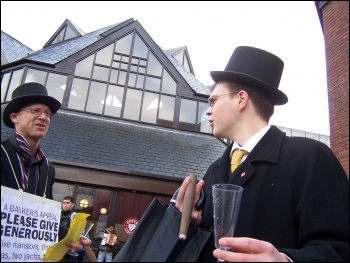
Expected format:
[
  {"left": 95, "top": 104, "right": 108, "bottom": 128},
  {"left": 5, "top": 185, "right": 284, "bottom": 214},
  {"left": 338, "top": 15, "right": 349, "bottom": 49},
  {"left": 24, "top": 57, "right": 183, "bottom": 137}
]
[
  {"left": 63, "top": 196, "right": 74, "bottom": 203},
  {"left": 212, "top": 81, "right": 274, "bottom": 122}
]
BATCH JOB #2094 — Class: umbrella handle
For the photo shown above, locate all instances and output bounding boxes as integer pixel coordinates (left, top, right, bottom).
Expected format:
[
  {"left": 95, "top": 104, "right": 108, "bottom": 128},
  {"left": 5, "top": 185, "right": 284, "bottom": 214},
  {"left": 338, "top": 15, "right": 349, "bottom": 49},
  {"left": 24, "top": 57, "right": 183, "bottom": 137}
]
[{"left": 179, "top": 173, "right": 197, "bottom": 240}]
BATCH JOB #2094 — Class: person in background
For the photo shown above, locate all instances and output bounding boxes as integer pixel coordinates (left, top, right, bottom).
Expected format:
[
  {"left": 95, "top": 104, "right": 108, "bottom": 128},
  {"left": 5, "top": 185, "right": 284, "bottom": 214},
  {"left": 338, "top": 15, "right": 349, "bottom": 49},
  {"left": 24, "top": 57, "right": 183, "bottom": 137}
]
[
  {"left": 59, "top": 196, "right": 77, "bottom": 240},
  {"left": 1, "top": 82, "right": 91, "bottom": 257},
  {"left": 174, "top": 46, "right": 349, "bottom": 262},
  {"left": 59, "top": 196, "right": 77, "bottom": 262},
  {"left": 95, "top": 224, "right": 118, "bottom": 262}
]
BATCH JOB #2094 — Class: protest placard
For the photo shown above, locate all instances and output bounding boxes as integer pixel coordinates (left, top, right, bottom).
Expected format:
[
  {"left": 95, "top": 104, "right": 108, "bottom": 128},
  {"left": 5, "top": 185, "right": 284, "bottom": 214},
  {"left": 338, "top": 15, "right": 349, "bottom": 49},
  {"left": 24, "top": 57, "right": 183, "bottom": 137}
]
[{"left": 1, "top": 186, "right": 61, "bottom": 262}]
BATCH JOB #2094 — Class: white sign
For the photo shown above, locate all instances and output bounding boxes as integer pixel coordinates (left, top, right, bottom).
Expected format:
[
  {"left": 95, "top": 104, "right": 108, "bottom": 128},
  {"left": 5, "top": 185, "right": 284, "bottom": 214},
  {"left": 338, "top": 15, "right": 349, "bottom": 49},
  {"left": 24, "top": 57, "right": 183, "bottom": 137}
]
[{"left": 1, "top": 186, "right": 61, "bottom": 262}]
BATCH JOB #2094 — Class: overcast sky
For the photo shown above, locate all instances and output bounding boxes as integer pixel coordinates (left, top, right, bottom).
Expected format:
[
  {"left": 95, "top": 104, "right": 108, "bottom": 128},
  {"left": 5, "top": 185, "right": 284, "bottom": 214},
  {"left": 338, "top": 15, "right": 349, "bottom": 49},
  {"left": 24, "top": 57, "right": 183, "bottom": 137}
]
[{"left": 1, "top": 1, "right": 330, "bottom": 135}]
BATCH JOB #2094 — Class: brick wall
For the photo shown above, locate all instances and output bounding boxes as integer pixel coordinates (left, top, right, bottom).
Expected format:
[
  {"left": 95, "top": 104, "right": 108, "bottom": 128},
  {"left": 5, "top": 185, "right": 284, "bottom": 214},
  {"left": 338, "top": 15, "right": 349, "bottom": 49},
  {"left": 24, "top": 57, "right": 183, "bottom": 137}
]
[{"left": 323, "top": 1, "right": 349, "bottom": 177}]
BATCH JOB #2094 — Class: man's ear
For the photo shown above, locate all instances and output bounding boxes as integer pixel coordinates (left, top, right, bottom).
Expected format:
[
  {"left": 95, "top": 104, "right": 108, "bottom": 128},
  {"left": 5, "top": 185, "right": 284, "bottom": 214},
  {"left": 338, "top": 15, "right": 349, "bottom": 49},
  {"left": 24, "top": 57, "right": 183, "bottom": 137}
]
[
  {"left": 10, "top": 113, "right": 19, "bottom": 126},
  {"left": 237, "top": 90, "right": 249, "bottom": 109}
]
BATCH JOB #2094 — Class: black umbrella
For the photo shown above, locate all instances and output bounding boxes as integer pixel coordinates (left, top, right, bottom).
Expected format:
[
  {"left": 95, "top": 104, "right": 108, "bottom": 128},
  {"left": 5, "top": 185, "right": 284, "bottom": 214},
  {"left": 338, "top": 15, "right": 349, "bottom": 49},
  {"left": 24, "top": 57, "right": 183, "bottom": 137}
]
[{"left": 113, "top": 174, "right": 211, "bottom": 262}]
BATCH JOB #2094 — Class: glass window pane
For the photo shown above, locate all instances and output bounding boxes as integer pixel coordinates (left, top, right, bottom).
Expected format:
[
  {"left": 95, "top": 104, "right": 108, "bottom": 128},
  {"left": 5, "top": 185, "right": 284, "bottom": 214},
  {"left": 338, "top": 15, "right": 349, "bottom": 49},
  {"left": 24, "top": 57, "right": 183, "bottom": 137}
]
[
  {"left": 145, "top": 76, "right": 161, "bottom": 92},
  {"left": 136, "top": 74, "right": 144, "bottom": 89},
  {"left": 140, "top": 59, "right": 147, "bottom": 67},
  {"left": 138, "top": 66, "right": 146, "bottom": 74},
  {"left": 179, "top": 99, "right": 196, "bottom": 131},
  {"left": 183, "top": 55, "right": 191, "bottom": 72},
  {"left": 75, "top": 54, "right": 94, "bottom": 78},
  {"left": 141, "top": 92, "right": 158, "bottom": 124},
  {"left": 128, "top": 73, "right": 136, "bottom": 87},
  {"left": 95, "top": 44, "right": 114, "bottom": 66},
  {"left": 91, "top": 188, "right": 112, "bottom": 236},
  {"left": 46, "top": 73, "right": 67, "bottom": 104},
  {"left": 162, "top": 70, "right": 177, "bottom": 95},
  {"left": 158, "top": 95, "right": 175, "bottom": 127},
  {"left": 123, "top": 89, "right": 142, "bottom": 121},
  {"left": 130, "top": 65, "right": 138, "bottom": 72},
  {"left": 114, "top": 54, "right": 121, "bottom": 61},
  {"left": 86, "top": 81, "right": 107, "bottom": 114},
  {"left": 25, "top": 68, "right": 47, "bottom": 84},
  {"left": 64, "top": 25, "right": 76, "bottom": 40},
  {"left": 132, "top": 34, "right": 148, "bottom": 59},
  {"left": 115, "top": 33, "right": 133, "bottom": 55},
  {"left": 5, "top": 69, "right": 23, "bottom": 101},
  {"left": 120, "top": 63, "right": 128, "bottom": 70},
  {"left": 174, "top": 52, "right": 183, "bottom": 65},
  {"left": 112, "top": 61, "right": 120, "bottom": 69},
  {"left": 146, "top": 52, "right": 162, "bottom": 77},
  {"left": 52, "top": 182, "right": 75, "bottom": 203},
  {"left": 92, "top": 66, "right": 109, "bottom": 82},
  {"left": 68, "top": 78, "right": 89, "bottom": 111},
  {"left": 110, "top": 69, "right": 118, "bottom": 84},
  {"left": 1, "top": 73, "right": 11, "bottom": 102},
  {"left": 75, "top": 186, "right": 96, "bottom": 219},
  {"left": 196, "top": 102, "right": 212, "bottom": 133},
  {"left": 104, "top": 84, "right": 124, "bottom": 117},
  {"left": 117, "top": 71, "right": 127, "bottom": 85},
  {"left": 51, "top": 27, "right": 65, "bottom": 45}
]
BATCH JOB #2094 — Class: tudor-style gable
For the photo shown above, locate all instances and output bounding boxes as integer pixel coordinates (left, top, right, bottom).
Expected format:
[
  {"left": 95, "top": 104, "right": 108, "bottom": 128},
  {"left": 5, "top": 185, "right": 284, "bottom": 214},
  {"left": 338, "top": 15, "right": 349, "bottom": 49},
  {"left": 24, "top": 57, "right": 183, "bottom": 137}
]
[
  {"left": 1, "top": 18, "right": 212, "bottom": 134},
  {"left": 43, "top": 19, "right": 86, "bottom": 48}
]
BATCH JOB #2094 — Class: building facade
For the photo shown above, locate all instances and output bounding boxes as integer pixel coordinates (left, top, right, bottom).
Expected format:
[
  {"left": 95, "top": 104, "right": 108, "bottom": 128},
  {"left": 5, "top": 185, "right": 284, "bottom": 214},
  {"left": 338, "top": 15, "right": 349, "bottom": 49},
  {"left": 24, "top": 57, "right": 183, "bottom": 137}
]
[
  {"left": 1, "top": 17, "right": 331, "bottom": 247},
  {"left": 316, "top": 1, "right": 349, "bottom": 177}
]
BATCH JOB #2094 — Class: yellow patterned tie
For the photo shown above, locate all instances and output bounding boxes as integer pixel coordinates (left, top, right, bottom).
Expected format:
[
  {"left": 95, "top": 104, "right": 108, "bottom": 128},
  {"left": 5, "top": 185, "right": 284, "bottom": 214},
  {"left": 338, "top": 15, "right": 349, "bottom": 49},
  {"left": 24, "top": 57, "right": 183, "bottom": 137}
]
[{"left": 230, "top": 149, "right": 249, "bottom": 173}]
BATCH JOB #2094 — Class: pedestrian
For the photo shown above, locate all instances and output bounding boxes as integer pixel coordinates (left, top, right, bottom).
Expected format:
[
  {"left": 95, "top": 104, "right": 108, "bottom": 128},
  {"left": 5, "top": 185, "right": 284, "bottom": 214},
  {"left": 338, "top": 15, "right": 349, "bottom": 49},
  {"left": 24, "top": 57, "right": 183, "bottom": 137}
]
[
  {"left": 174, "top": 46, "right": 349, "bottom": 262},
  {"left": 95, "top": 224, "right": 118, "bottom": 262}
]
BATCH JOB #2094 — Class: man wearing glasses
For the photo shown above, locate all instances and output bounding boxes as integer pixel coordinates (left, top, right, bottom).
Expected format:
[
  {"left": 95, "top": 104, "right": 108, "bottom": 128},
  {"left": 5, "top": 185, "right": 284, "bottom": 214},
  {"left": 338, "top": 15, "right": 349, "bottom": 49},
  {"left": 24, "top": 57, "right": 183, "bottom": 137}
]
[
  {"left": 1, "top": 82, "right": 61, "bottom": 197},
  {"left": 1, "top": 82, "right": 91, "bottom": 252},
  {"left": 174, "top": 46, "right": 348, "bottom": 262}
]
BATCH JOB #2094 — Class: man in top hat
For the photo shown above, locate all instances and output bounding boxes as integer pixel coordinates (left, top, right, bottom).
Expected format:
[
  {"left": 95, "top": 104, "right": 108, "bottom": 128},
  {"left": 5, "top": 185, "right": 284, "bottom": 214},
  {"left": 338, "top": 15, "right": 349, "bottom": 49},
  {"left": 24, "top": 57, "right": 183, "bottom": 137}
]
[
  {"left": 1, "top": 82, "right": 61, "bottom": 198},
  {"left": 174, "top": 46, "right": 349, "bottom": 261},
  {"left": 1, "top": 82, "right": 91, "bottom": 251}
]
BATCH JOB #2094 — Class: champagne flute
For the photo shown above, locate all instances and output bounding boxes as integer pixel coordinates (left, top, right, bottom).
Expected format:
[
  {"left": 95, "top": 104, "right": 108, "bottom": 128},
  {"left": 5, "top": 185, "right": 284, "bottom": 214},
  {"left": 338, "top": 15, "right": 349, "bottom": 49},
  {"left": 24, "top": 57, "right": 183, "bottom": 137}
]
[
  {"left": 67, "top": 219, "right": 94, "bottom": 257},
  {"left": 212, "top": 184, "right": 243, "bottom": 262}
]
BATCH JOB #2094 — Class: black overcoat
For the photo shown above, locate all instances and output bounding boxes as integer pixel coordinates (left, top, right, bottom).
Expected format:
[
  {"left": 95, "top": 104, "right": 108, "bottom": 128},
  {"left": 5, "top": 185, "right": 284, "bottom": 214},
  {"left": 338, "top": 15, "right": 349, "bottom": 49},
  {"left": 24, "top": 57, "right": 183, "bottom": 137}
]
[
  {"left": 199, "top": 125, "right": 349, "bottom": 262},
  {"left": 1, "top": 133, "right": 55, "bottom": 199}
]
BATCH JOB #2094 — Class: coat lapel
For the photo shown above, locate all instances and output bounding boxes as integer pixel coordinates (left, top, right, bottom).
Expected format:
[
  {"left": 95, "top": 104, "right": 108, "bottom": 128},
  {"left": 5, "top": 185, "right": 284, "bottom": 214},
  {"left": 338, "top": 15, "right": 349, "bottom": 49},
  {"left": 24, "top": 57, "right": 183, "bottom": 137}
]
[
  {"left": 1, "top": 138, "right": 23, "bottom": 190},
  {"left": 228, "top": 126, "right": 285, "bottom": 187}
]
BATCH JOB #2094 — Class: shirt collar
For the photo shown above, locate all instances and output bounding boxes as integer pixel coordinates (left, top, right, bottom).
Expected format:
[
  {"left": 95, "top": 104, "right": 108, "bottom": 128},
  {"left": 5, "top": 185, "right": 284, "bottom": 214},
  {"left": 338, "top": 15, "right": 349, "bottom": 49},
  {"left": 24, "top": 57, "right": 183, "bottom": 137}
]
[{"left": 231, "top": 125, "right": 270, "bottom": 155}]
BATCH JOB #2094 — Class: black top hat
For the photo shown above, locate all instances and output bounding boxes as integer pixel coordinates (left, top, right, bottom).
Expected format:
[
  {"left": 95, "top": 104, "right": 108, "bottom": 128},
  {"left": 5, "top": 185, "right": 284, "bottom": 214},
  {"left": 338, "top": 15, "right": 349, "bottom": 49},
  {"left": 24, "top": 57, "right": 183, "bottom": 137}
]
[
  {"left": 210, "top": 46, "right": 288, "bottom": 105},
  {"left": 3, "top": 82, "right": 62, "bottom": 128}
]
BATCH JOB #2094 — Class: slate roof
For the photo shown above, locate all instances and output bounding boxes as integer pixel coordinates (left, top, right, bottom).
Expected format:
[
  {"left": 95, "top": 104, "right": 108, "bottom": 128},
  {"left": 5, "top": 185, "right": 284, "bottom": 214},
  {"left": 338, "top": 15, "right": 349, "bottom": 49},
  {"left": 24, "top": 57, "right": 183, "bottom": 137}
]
[
  {"left": 1, "top": 31, "right": 33, "bottom": 65},
  {"left": 23, "top": 22, "right": 121, "bottom": 65},
  {"left": 1, "top": 107, "right": 227, "bottom": 180},
  {"left": 163, "top": 47, "right": 210, "bottom": 96}
]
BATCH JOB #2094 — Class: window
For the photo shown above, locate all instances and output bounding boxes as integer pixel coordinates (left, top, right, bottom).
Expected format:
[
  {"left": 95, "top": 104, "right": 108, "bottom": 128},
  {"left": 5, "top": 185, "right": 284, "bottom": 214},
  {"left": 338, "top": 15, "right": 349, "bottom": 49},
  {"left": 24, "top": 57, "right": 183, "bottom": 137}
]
[
  {"left": 52, "top": 182, "right": 170, "bottom": 243},
  {"left": 70, "top": 32, "right": 179, "bottom": 129},
  {"left": 179, "top": 99, "right": 197, "bottom": 131},
  {"left": 1, "top": 73, "right": 11, "bottom": 102},
  {"left": 46, "top": 73, "right": 67, "bottom": 103},
  {"left": 5, "top": 69, "right": 24, "bottom": 101}
]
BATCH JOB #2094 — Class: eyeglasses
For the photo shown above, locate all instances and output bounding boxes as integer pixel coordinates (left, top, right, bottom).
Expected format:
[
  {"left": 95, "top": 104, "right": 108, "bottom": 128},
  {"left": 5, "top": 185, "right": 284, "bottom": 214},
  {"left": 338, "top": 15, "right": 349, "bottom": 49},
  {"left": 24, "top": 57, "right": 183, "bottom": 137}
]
[
  {"left": 20, "top": 108, "right": 53, "bottom": 119},
  {"left": 208, "top": 92, "right": 238, "bottom": 108}
]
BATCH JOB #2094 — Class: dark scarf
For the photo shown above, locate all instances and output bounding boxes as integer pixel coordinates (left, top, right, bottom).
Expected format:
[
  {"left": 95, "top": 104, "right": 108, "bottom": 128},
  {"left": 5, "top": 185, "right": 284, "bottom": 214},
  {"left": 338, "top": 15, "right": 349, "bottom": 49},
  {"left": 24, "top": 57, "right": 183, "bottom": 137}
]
[{"left": 9, "top": 131, "right": 44, "bottom": 194}]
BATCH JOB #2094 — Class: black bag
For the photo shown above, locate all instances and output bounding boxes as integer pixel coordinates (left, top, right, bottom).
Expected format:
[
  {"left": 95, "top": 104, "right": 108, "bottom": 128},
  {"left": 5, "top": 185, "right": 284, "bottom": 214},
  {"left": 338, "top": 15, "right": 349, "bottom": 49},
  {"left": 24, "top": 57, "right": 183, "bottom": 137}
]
[{"left": 113, "top": 198, "right": 211, "bottom": 262}]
